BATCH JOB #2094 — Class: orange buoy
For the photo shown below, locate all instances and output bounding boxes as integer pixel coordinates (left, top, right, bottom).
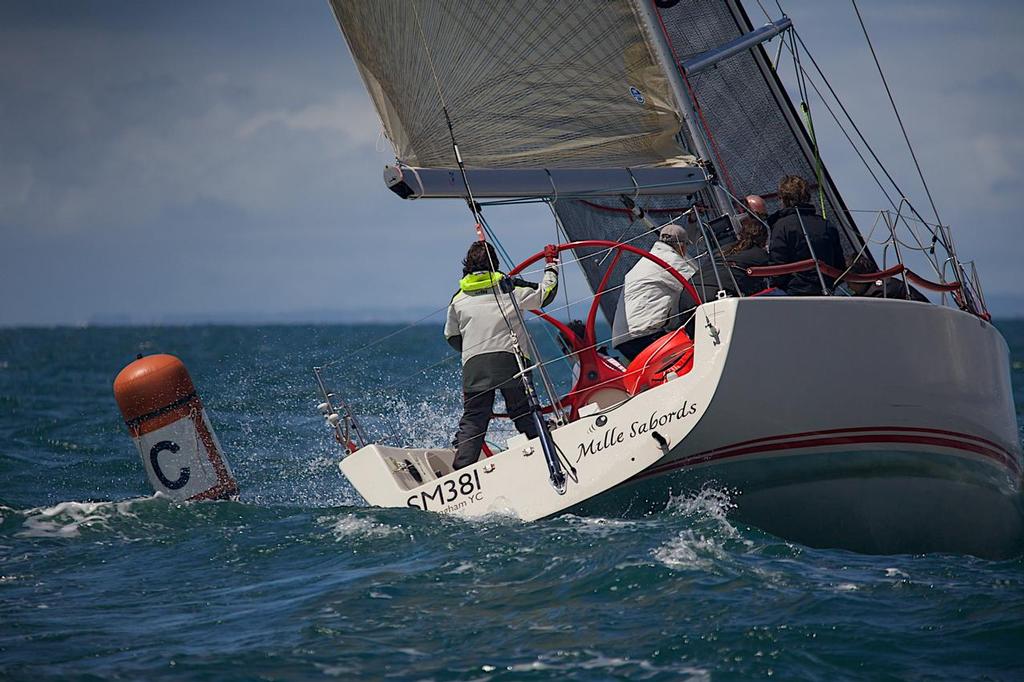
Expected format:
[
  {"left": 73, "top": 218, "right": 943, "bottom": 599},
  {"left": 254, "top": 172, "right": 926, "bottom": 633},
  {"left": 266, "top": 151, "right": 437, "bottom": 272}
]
[{"left": 113, "top": 354, "right": 238, "bottom": 502}]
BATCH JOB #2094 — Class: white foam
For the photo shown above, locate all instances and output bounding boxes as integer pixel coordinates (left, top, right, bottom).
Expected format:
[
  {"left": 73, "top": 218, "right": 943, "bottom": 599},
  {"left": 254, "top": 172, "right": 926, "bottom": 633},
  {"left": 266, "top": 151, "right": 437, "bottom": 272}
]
[
  {"left": 320, "top": 513, "right": 400, "bottom": 541},
  {"left": 885, "top": 567, "right": 910, "bottom": 578},
  {"left": 301, "top": 455, "right": 337, "bottom": 474},
  {"left": 652, "top": 530, "right": 724, "bottom": 570},
  {"left": 313, "top": 663, "right": 358, "bottom": 678},
  {"left": 505, "top": 655, "right": 710, "bottom": 679},
  {"left": 665, "top": 485, "right": 736, "bottom": 522},
  {"left": 563, "top": 515, "right": 639, "bottom": 537},
  {"left": 508, "top": 661, "right": 550, "bottom": 672},
  {"left": 664, "top": 486, "right": 753, "bottom": 550},
  {"left": 15, "top": 497, "right": 154, "bottom": 539}
]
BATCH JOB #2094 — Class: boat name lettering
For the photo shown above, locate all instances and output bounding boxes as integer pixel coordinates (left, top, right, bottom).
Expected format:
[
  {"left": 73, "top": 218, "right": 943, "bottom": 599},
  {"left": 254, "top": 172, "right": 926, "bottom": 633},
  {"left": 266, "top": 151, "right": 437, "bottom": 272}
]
[
  {"left": 406, "top": 470, "right": 482, "bottom": 512},
  {"left": 629, "top": 402, "right": 697, "bottom": 438},
  {"left": 577, "top": 401, "right": 697, "bottom": 462},
  {"left": 577, "top": 426, "right": 625, "bottom": 460}
]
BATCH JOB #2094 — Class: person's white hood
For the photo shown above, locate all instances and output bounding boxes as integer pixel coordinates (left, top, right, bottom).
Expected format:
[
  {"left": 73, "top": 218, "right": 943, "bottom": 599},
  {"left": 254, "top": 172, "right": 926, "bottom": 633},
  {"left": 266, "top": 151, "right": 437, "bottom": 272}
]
[{"left": 611, "top": 240, "right": 696, "bottom": 347}]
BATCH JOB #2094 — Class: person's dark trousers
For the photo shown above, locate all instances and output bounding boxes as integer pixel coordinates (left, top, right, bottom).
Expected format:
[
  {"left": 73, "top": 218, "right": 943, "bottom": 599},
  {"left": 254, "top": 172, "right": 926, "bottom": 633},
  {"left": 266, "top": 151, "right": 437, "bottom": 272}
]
[
  {"left": 452, "top": 381, "right": 538, "bottom": 470},
  {"left": 614, "top": 332, "right": 665, "bottom": 363}
]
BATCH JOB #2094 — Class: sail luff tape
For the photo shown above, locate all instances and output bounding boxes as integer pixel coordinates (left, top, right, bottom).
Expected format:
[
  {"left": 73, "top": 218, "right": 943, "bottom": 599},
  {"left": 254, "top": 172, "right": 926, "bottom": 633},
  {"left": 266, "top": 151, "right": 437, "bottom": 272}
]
[{"left": 113, "top": 354, "right": 238, "bottom": 502}]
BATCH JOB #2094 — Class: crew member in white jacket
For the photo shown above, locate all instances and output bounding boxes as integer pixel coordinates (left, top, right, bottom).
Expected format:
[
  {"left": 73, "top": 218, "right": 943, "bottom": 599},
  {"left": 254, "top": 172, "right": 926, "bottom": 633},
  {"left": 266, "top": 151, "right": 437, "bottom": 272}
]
[
  {"left": 444, "top": 241, "right": 559, "bottom": 470},
  {"left": 612, "top": 223, "right": 696, "bottom": 361}
]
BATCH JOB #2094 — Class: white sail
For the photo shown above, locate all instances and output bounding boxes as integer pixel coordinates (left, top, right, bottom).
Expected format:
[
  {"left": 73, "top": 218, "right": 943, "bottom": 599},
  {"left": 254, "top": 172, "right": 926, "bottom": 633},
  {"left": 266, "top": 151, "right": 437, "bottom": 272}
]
[{"left": 329, "top": 0, "right": 695, "bottom": 169}]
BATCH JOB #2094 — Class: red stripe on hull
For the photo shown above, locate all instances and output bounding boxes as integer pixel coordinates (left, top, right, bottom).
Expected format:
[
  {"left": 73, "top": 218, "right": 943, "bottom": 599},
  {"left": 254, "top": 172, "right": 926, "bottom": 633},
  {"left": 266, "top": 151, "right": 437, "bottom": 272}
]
[
  {"left": 634, "top": 427, "right": 1022, "bottom": 482},
  {"left": 680, "top": 425, "right": 1018, "bottom": 465}
]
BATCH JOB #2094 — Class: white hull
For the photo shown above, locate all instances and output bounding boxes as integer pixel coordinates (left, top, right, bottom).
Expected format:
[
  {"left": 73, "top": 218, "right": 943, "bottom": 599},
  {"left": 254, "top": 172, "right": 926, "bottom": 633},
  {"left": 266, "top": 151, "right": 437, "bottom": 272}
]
[
  {"left": 589, "top": 297, "right": 1023, "bottom": 557},
  {"left": 340, "top": 297, "right": 1023, "bottom": 558}
]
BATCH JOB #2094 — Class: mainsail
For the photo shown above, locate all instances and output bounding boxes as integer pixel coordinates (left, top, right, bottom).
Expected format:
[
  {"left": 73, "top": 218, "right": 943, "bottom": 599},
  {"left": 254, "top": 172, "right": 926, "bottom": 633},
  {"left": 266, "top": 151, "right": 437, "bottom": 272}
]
[
  {"left": 331, "top": 1, "right": 694, "bottom": 169},
  {"left": 331, "top": 0, "right": 868, "bottom": 318}
]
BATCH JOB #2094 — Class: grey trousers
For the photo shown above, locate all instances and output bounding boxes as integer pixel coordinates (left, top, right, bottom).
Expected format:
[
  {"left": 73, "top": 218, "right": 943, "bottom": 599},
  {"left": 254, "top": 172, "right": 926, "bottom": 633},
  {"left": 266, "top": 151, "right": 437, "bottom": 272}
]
[{"left": 452, "top": 381, "right": 537, "bottom": 470}]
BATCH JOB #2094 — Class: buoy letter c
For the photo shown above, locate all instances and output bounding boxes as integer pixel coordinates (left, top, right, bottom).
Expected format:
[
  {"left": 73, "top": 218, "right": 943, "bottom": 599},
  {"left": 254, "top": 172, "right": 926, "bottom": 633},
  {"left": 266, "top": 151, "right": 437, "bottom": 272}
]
[{"left": 149, "top": 440, "right": 190, "bottom": 490}]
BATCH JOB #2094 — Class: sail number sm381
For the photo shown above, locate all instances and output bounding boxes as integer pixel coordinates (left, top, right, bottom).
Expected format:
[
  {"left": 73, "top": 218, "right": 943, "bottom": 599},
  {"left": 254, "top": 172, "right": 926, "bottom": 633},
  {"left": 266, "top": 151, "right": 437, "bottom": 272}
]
[{"left": 407, "top": 470, "right": 483, "bottom": 513}]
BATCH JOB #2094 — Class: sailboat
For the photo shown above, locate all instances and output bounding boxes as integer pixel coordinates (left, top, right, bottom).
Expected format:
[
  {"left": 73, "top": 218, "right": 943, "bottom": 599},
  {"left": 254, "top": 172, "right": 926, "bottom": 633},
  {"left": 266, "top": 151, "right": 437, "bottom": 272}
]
[{"left": 318, "top": 0, "right": 1023, "bottom": 558}]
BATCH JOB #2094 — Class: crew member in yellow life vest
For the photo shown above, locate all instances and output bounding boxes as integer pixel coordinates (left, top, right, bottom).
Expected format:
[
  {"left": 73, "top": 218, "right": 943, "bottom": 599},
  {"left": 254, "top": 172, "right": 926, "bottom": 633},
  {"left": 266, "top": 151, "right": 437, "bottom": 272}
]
[{"left": 444, "top": 241, "right": 560, "bottom": 470}]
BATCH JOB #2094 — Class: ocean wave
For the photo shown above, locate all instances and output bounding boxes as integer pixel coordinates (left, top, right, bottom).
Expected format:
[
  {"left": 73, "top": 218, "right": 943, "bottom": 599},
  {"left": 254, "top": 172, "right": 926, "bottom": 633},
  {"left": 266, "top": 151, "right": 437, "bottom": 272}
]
[
  {"left": 651, "top": 486, "right": 758, "bottom": 571},
  {"left": 496, "top": 651, "right": 711, "bottom": 679},
  {"left": 665, "top": 485, "right": 736, "bottom": 523},
  {"left": 561, "top": 514, "right": 642, "bottom": 538},
  {"left": 318, "top": 512, "right": 405, "bottom": 541},
  {"left": 652, "top": 529, "right": 727, "bottom": 570},
  {"left": 13, "top": 496, "right": 157, "bottom": 539}
]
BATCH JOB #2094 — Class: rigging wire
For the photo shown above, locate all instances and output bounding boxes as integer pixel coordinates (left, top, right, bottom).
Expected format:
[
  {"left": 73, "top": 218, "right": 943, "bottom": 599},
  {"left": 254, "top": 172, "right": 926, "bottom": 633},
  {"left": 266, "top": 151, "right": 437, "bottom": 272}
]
[
  {"left": 850, "top": 0, "right": 943, "bottom": 230},
  {"left": 789, "top": 33, "right": 828, "bottom": 219},
  {"left": 407, "top": 2, "right": 575, "bottom": 460},
  {"left": 317, "top": 303, "right": 450, "bottom": 370},
  {"left": 546, "top": 201, "right": 578, "bottom": 322},
  {"left": 789, "top": 30, "right": 950, "bottom": 255},
  {"left": 762, "top": 6, "right": 953, "bottom": 283},
  {"left": 758, "top": 1, "right": 903, "bottom": 228},
  {"left": 786, "top": 31, "right": 959, "bottom": 286},
  {"left": 781, "top": 52, "right": 943, "bottom": 281}
]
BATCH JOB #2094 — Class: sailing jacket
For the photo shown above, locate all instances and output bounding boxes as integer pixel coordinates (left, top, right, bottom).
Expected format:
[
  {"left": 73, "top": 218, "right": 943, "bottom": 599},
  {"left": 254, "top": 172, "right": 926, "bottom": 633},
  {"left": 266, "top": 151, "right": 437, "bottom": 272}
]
[
  {"left": 611, "top": 240, "right": 697, "bottom": 349},
  {"left": 768, "top": 204, "right": 845, "bottom": 295},
  {"left": 445, "top": 266, "right": 559, "bottom": 393},
  {"left": 685, "top": 245, "right": 770, "bottom": 305}
]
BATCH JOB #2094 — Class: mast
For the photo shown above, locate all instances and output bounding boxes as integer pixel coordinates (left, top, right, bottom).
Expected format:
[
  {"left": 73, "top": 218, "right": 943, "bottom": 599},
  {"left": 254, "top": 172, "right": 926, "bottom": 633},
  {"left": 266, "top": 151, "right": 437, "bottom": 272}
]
[{"left": 632, "top": 0, "right": 734, "bottom": 219}]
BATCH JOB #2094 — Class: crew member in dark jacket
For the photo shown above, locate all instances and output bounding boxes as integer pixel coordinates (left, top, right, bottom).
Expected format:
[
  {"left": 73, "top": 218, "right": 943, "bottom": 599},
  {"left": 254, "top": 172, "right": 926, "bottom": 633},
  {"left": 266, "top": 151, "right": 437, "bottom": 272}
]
[
  {"left": 686, "top": 195, "right": 770, "bottom": 304},
  {"left": 768, "top": 175, "right": 845, "bottom": 295}
]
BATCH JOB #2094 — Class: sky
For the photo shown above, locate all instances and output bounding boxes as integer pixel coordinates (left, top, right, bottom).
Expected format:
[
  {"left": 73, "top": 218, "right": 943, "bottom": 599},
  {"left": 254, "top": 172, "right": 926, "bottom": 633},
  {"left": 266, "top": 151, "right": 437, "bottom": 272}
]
[{"left": 1, "top": 0, "right": 1022, "bottom": 326}]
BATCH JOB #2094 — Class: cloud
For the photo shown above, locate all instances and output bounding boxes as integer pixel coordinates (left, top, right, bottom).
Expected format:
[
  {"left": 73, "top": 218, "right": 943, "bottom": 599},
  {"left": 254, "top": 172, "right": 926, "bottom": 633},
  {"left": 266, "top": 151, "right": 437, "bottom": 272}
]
[
  {"left": 0, "top": 35, "right": 383, "bottom": 235},
  {"left": 238, "top": 92, "right": 381, "bottom": 141}
]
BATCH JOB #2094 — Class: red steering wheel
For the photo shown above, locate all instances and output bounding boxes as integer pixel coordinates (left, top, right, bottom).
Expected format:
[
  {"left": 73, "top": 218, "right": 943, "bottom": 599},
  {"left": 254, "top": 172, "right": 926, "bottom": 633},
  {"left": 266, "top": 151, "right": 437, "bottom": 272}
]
[{"left": 506, "top": 239, "right": 700, "bottom": 420}]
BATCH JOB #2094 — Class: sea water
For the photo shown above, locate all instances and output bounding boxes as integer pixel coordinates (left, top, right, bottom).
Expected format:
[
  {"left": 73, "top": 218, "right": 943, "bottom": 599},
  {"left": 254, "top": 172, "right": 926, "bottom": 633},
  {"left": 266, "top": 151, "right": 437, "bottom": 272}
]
[{"left": 1, "top": 324, "right": 1022, "bottom": 680}]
